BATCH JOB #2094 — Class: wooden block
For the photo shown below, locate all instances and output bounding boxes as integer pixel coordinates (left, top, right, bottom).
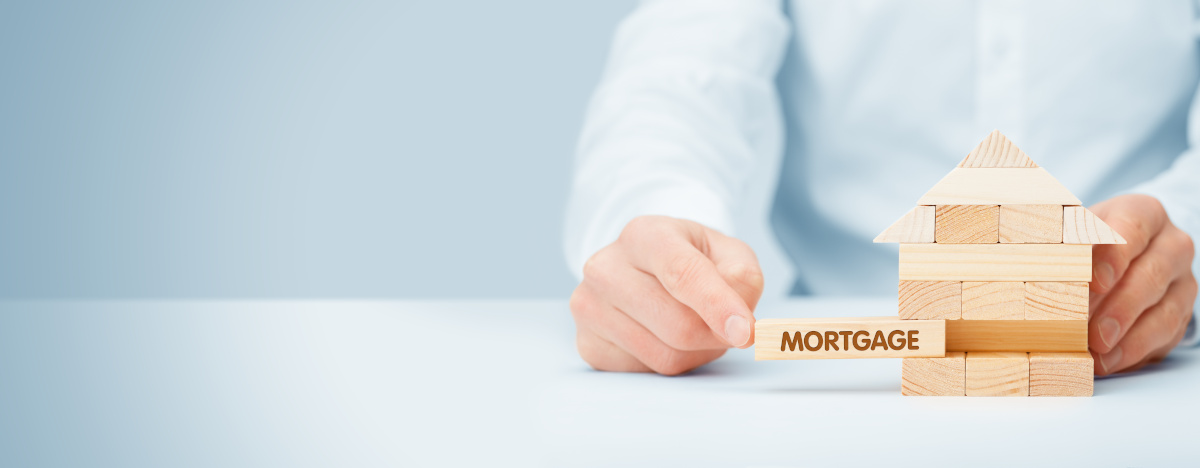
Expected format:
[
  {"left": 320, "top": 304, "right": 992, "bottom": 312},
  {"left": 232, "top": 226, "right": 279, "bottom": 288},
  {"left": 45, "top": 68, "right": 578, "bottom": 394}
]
[
  {"left": 755, "top": 317, "right": 945, "bottom": 360},
  {"left": 898, "top": 281, "right": 961, "bottom": 320},
  {"left": 961, "top": 282, "right": 1024, "bottom": 320},
  {"left": 1029, "top": 352, "right": 1094, "bottom": 397},
  {"left": 1000, "top": 205, "right": 1063, "bottom": 243},
  {"left": 1063, "top": 206, "right": 1127, "bottom": 244},
  {"left": 1025, "top": 282, "right": 1089, "bottom": 320},
  {"left": 917, "top": 168, "right": 1081, "bottom": 206},
  {"left": 966, "top": 352, "right": 1029, "bottom": 396},
  {"left": 958, "top": 130, "right": 1039, "bottom": 168},
  {"left": 935, "top": 205, "right": 999, "bottom": 244},
  {"left": 945, "top": 320, "right": 1087, "bottom": 352},
  {"left": 898, "top": 244, "right": 1091, "bottom": 282},
  {"left": 902, "top": 352, "right": 966, "bottom": 396},
  {"left": 874, "top": 206, "right": 935, "bottom": 243}
]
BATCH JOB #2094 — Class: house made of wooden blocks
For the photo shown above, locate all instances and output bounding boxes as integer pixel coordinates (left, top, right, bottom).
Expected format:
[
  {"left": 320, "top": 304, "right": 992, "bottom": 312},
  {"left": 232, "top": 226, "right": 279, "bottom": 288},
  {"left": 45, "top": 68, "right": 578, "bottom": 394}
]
[{"left": 875, "top": 130, "right": 1125, "bottom": 397}]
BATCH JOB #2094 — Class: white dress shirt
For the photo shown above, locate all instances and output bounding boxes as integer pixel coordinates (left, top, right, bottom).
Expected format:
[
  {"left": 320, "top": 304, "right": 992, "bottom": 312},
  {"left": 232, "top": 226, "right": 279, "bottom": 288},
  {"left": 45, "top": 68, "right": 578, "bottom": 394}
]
[{"left": 564, "top": 0, "right": 1200, "bottom": 343}]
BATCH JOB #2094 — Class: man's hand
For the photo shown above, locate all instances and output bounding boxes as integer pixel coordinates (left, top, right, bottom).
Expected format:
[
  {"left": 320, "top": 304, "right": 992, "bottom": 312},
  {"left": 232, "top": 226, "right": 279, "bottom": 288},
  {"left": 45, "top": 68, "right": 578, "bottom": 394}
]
[
  {"left": 569, "top": 216, "right": 763, "bottom": 375},
  {"left": 1089, "top": 194, "right": 1197, "bottom": 375}
]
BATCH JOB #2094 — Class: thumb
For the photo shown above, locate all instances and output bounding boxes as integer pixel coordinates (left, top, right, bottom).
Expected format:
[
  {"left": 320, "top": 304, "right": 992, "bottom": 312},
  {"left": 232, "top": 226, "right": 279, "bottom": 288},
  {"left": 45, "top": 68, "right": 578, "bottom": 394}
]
[{"left": 706, "top": 229, "right": 765, "bottom": 313}]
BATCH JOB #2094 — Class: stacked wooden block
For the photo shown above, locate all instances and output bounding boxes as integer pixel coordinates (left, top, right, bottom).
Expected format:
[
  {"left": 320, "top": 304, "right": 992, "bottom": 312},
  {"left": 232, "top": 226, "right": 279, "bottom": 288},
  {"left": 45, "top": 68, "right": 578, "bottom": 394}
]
[{"left": 876, "top": 131, "right": 1125, "bottom": 397}]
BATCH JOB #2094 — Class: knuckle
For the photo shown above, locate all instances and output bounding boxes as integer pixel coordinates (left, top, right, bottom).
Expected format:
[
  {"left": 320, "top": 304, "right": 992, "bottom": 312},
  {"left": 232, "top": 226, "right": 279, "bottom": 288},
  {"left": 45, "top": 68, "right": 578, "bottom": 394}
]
[
  {"left": 1152, "top": 301, "right": 1179, "bottom": 335},
  {"left": 659, "top": 321, "right": 708, "bottom": 351},
  {"left": 722, "top": 262, "right": 765, "bottom": 290},
  {"left": 620, "top": 215, "right": 667, "bottom": 242},
  {"left": 576, "top": 332, "right": 625, "bottom": 372},
  {"left": 650, "top": 348, "right": 692, "bottom": 376},
  {"left": 1111, "top": 214, "right": 1148, "bottom": 249},
  {"left": 581, "top": 255, "right": 601, "bottom": 281},
  {"left": 1143, "top": 195, "right": 1166, "bottom": 214},
  {"left": 575, "top": 333, "right": 604, "bottom": 370},
  {"left": 1138, "top": 255, "right": 1172, "bottom": 290},
  {"left": 662, "top": 254, "right": 706, "bottom": 293},
  {"left": 1178, "top": 274, "right": 1198, "bottom": 324},
  {"left": 1173, "top": 228, "right": 1195, "bottom": 262},
  {"left": 581, "top": 248, "right": 615, "bottom": 285},
  {"left": 1122, "top": 341, "right": 1151, "bottom": 367},
  {"left": 568, "top": 287, "right": 596, "bottom": 321}
]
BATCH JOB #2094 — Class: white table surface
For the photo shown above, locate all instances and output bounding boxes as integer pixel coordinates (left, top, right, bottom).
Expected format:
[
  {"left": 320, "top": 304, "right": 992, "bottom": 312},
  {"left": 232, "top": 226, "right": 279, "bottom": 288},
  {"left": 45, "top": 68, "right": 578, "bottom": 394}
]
[{"left": 0, "top": 299, "right": 1196, "bottom": 467}]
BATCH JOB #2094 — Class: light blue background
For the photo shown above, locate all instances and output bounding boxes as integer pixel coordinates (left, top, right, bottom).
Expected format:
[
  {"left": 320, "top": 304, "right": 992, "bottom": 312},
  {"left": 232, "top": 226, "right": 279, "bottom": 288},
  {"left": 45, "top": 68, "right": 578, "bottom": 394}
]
[{"left": 0, "top": 1, "right": 636, "bottom": 298}]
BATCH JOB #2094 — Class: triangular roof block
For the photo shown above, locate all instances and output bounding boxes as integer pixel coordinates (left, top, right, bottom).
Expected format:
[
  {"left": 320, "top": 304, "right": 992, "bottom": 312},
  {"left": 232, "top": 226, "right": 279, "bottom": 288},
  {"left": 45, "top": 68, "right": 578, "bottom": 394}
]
[
  {"left": 874, "top": 206, "right": 934, "bottom": 243},
  {"left": 959, "top": 130, "right": 1038, "bottom": 168},
  {"left": 1064, "top": 206, "right": 1127, "bottom": 244},
  {"left": 876, "top": 131, "right": 1125, "bottom": 245}
]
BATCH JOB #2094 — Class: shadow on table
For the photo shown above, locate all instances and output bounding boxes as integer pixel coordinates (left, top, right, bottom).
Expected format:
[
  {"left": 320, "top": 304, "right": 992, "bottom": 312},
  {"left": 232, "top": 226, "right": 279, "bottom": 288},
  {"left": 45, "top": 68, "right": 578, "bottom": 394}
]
[
  {"left": 757, "top": 385, "right": 898, "bottom": 395},
  {"left": 1097, "top": 350, "right": 1193, "bottom": 380}
]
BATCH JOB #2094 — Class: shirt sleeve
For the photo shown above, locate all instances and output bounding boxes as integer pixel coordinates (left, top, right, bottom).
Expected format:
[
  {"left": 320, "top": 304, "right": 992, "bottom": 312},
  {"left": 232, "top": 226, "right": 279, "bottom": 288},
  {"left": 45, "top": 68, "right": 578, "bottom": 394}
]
[
  {"left": 563, "top": 0, "right": 791, "bottom": 279},
  {"left": 1126, "top": 81, "right": 1200, "bottom": 348}
]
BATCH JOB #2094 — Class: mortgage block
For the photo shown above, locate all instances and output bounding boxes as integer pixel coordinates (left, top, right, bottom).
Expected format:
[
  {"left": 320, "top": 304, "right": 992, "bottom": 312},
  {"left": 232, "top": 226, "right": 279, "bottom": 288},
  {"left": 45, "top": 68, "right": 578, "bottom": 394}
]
[
  {"left": 966, "top": 352, "right": 1029, "bottom": 397},
  {"left": 1063, "top": 206, "right": 1127, "bottom": 244},
  {"left": 945, "top": 320, "right": 1087, "bottom": 352},
  {"left": 898, "top": 281, "right": 961, "bottom": 320},
  {"left": 935, "top": 205, "right": 999, "bottom": 244},
  {"left": 1029, "top": 352, "right": 1094, "bottom": 397},
  {"left": 898, "top": 244, "right": 1092, "bottom": 282},
  {"left": 902, "top": 352, "right": 966, "bottom": 396},
  {"left": 755, "top": 317, "right": 946, "bottom": 360},
  {"left": 1025, "top": 282, "right": 1088, "bottom": 320},
  {"left": 874, "top": 206, "right": 935, "bottom": 243},
  {"left": 1000, "top": 204, "right": 1063, "bottom": 243},
  {"left": 961, "top": 281, "right": 1024, "bottom": 320}
]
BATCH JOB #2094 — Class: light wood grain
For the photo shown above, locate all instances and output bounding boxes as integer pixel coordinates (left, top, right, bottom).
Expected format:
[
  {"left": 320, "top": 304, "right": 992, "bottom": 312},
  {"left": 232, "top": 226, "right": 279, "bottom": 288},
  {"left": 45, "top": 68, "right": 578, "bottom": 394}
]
[
  {"left": 902, "top": 352, "right": 966, "bottom": 396},
  {"left": 874, "top": 206, "right": 935, "bottom": 243},
  {"left": 961, "top": 282, "right": 1024, "bottom": 320},
  {"left": 1063, "top": 206, "right": 1127, "bottom": 244},
  {"left": 1029, "top": 352, "right": 1094, "bottom": 397},
  {"left": 958, "top": 130, "right": 1039, "bottom": 168},
  {"left": 917, "top": 168, "right": 1082, "bottom": 206},
  {"left": 935, "top": 205, "right": 999, "bottom": 244},
  {"left": 1000, "top": 204, "right": 1063, "bottom": 243},
  {"left": 755, "top": 317, "right": 945, "bottom": 360},
  {"left": 1025, "top": 282, "right": 1089, "bottom": 320},
  {"left": 898, "top": 243, "right": 1092, "bottom": 282},
  {"left": 945, "top": 320, "right": 1087, "bottom": 352},
  {"left": 898, "top": 281, "right": 961, "bottom": 320},
  {"left": 966, "top": 352, "right": 1029, "bottom": 396}
]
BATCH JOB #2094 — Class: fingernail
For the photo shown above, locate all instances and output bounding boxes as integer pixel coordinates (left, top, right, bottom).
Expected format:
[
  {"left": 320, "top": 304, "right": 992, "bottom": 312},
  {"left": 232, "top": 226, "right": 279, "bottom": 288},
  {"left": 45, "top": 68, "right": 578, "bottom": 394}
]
[
  {"left": 1099, "top": 317, "right": 1121, "bottom": 347},
  {"left": 1100, "top": 346, "right": 1123, "bottom": 374},
  {"left": 1094, "top": 262, "right": 1115, "bottom": 290},
  {"left": 724, "top": 315, "right": 751, "bottom": 347}
]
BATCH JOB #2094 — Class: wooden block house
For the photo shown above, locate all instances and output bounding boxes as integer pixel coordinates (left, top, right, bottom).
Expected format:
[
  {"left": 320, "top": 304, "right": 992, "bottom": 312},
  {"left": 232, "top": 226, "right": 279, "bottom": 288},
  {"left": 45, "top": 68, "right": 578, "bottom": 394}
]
[{"left": 876, "top": 130, "right": 1125, "bottom": 397}]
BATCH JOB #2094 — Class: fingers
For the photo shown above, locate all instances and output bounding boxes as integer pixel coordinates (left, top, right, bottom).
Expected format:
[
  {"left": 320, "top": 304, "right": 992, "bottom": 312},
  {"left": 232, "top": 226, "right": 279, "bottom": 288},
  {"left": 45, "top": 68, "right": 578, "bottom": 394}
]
[
  {"left": 571, "top": 284, "right": 726, "bottom": 375},
  {"left": 585, "top": 245, "right": 728, "bottom": 350},
  {"left": 613, "top": 280, "right": 730, "bottom": 351},
  {"left": 621, "top": 217, "right": 755, "bottom": 348},
  {"left": 1089, "top": 195, "right": 1168, "bottom": 296},
  {"left": 576, "top": 328, "right": 651, "bottom": 373},
  {"left": 1093, "top": 275, "right": 1197, "bottom": 376},
  {"left": 1088, "top": 223, "right": 1194, "bottom": 354}
]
